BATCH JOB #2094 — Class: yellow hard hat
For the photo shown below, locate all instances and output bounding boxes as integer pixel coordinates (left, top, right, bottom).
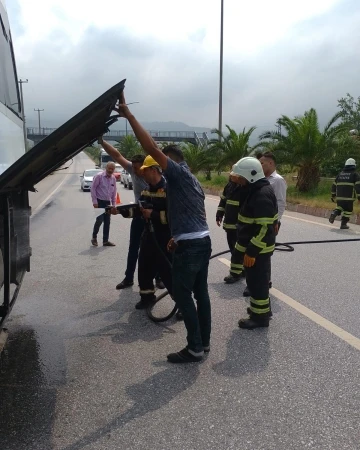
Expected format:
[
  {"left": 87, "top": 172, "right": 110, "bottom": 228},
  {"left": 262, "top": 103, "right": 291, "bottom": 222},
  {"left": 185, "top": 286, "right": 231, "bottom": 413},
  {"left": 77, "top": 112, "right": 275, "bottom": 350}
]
[{"left": 140, "top": 155, "right": 160, "bottom": 170}]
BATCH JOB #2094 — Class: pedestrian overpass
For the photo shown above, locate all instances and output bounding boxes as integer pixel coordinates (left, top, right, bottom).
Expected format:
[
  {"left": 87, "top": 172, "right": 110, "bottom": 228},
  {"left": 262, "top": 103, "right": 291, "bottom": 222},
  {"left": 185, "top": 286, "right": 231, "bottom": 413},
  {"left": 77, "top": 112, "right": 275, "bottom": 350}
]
[{"left": 27, "top": 128, "right": 210, "bottom": 146}]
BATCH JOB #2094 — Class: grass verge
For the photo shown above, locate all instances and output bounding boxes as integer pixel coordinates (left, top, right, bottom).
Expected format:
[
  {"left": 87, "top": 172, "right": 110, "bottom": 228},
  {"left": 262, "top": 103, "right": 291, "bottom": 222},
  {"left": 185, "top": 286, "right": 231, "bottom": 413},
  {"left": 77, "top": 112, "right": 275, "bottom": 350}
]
[{"left": 197, "top": 173, "right": 360, "bottom": 214}]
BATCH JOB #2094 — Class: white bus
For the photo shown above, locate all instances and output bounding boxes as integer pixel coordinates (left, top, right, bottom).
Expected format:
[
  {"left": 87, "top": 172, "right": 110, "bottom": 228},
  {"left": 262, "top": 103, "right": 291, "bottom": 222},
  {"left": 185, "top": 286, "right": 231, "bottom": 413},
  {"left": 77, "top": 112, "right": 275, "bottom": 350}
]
[
  {"left": 0, "top": 0, "right": 26, "bottom": 173},
  {"left": 100, "top": 148, "right": 115, "bottom": 168},
  {"left": 0, "top": 0, "right": 126, "bottom": 329}
]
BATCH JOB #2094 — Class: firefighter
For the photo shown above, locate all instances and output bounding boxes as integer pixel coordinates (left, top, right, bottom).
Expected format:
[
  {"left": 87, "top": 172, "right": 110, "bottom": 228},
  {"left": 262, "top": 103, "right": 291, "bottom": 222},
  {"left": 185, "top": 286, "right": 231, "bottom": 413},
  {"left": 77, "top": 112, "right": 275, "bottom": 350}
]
[
  {"left": 114, "top": 155, "right": 173, "bottom": 310},
  {"left": 229, "top": 157, "right": 278, "bottom": 329},
  {"left": 216, "top": 176, "right": 248, "bottom": 283},
  {"left": 329, "top": 158, "right": 360, "bottom": 229}
]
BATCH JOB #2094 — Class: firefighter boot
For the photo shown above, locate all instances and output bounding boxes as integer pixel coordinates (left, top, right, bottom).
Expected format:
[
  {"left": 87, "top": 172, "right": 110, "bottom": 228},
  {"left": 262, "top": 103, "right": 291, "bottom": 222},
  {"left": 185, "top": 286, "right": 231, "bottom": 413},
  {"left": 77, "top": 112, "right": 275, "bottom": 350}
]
[
  {"left": 224, "top": 273, "right": 242, "bottom": 284},
  {"left": 340, "top": 218, "right": 350, "bottom": 230},
  {"left": 329, "top": 209, "right": 340, "bottom": 224},
  {"left": 247, "top": 307, "right": 273, "bottom": 318},
  {"left": 238, "top": 316, "right": 269, "bottom": 329}
]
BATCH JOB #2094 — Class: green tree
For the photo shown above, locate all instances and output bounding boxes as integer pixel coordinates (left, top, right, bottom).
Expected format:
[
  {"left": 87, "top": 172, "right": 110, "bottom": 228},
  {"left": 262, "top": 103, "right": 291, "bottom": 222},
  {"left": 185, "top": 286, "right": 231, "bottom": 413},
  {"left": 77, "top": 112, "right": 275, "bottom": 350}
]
[
  {"left": 338, "top": 93, "right": 360, "bottom": 131},
  {"left": 84, "top": 145, "right": 101, "bottom": 164},
  {"left": 182, "top": 142, "right": 214, "bottom": 176},
  {"left": 115, "top": 135, "right": 143, "bottom": 158},
  {"left": 260, "top": 108, "right": 352, "bottom": 192},
  {"left": 210, "top": 125, "right": 256, "bottom": 171}
]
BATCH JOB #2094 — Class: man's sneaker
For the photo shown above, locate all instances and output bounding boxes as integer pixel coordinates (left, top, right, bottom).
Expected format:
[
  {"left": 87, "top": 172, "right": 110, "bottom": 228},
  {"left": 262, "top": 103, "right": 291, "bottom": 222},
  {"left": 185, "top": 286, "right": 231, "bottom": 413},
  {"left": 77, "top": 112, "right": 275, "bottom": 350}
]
[
  {"left": 246, "top": 307, "right": 273, "bottom": 318},
  {"left": 135, "top": 296, "right": 156, "bottom": 310},
  {"left": 103, "top": 241, "right": 116, "bottom": 246},
  {"left": 238, "top": 318, "right": 269, "bottom": 329},
  {"left": 155, "top": 280, "right": 165, "bottom": 289},
  {"left": 167, "top": 347, "right": 203, "bottom": 363},
  {"left": 91, "top": 238, "right": 98, "bottom": 247},
  {"left": 224, "top": 274, "right": 242, "bottom": 284},
  {"left": 329, "top": 213, "right": 336, "bottom": 224},
  {"left": 116, "top": 278, "right": 134, "bottom": 290}
]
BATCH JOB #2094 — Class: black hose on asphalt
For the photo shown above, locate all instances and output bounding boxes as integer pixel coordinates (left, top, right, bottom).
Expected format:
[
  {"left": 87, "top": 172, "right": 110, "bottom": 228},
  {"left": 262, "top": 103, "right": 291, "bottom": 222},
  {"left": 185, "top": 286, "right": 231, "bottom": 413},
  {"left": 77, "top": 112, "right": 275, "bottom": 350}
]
[{"left": 147, "top": 232, "right": 360, "bottom": 322}]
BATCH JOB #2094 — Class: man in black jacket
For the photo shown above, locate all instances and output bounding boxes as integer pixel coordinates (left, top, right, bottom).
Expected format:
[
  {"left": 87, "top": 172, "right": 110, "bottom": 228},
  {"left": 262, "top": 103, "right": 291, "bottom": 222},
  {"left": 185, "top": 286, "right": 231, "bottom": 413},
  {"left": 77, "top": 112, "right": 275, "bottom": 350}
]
[
  {"left": 329, "top": 158, "right": 360, "bottom": 229},
  {"left": 216, "top": 177, "right": 248, "bottom": 283},
  {"left": 112, "top": 155, "right": 173, "bottom": 310},
  {"left": 229, "top": 157, "right": 278, "bottom": 329}
]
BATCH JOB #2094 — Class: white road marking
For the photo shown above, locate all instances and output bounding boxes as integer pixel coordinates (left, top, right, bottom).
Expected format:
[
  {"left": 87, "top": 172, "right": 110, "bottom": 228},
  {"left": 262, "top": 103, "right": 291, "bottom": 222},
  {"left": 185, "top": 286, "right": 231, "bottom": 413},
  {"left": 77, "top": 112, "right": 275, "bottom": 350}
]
[
  {"left": 218, "top": 257, "right": 360, "bottom": 352},
  {"left": 31, "top": 174, "right": 70, "bottom": 218}
]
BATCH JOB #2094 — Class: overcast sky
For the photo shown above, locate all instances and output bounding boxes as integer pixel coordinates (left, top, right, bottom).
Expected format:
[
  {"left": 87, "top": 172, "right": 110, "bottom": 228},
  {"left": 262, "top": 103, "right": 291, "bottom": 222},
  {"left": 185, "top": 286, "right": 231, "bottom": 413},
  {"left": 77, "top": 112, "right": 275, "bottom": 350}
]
[{"left": 7, "top": 0, "right": 360, "bottom": 132}]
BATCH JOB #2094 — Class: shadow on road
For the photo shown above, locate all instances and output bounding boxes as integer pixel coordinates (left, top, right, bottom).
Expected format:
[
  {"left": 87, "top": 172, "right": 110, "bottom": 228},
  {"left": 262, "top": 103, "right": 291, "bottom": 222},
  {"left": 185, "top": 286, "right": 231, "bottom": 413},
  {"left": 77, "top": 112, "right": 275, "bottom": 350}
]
[
  {"left": 78, "top": 309, "right": 175, "bottom": 345},
  {"left": 213, "top": 328, "right": 270, "bottom": 378},
  {"left": 61, "top": 364, "right": 199, "bottom": 450}
]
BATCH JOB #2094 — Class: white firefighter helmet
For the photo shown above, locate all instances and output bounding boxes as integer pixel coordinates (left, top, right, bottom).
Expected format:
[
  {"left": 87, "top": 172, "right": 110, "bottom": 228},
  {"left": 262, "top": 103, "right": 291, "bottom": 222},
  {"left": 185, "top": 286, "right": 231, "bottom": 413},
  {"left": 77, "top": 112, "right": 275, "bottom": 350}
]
[
  {"left": 230, "top": 157, "right": 265, "bottom": 183},
  {"left": 345, "top": 158, "right": 356, "bottom": 167},
  {"left": 349, "top": 129, "right": 358, "bottom": 136}
]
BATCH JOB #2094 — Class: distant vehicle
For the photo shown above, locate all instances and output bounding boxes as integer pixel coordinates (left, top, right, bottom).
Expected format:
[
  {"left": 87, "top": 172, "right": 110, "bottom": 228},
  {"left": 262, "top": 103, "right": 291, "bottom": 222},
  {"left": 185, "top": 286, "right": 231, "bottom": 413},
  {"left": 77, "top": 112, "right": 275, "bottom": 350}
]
[
  {"left": 114, "top": 164, "right": 122, "bottom": 182},
  {"left": 100, "top": 149, "right": 114, "bottom": 168},
  {"left": 122, "top": 171, "right": 133, "bottom": 189},
  {"left": 80, "top": 169, "right": 103, "bottom": 191},
  {"left": 120, "top": 168, "right": 126, "bottom": 184}
]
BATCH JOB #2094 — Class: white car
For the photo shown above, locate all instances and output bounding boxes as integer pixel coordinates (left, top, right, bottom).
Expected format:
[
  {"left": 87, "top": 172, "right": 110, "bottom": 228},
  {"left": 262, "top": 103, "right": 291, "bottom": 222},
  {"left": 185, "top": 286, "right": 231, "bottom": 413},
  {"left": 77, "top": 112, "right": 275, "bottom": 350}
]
[
  {"left": 122, "top": 171, "right": 133, "bottom": 190},
  {"left": 119, "top": 168, "right": 126, "bottom": 184},
  {"left": 80, "top": 169, "right": 103, "bottom": 191}
]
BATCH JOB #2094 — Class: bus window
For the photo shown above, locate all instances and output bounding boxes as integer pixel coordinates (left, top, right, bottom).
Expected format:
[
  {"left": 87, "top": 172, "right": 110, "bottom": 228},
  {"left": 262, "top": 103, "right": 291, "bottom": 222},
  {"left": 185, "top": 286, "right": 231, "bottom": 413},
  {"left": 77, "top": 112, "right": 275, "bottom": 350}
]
[{"left": 0, "top": 9, "right": 21, "bottom": 115}]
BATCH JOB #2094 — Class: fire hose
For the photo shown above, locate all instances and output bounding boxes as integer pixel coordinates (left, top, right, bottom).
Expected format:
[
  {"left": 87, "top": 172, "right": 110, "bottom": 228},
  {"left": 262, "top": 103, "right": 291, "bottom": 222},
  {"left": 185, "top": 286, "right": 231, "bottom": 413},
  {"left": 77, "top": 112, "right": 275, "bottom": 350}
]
[{"left": 147, "top": 237, "right": 360, "bottom": 323}]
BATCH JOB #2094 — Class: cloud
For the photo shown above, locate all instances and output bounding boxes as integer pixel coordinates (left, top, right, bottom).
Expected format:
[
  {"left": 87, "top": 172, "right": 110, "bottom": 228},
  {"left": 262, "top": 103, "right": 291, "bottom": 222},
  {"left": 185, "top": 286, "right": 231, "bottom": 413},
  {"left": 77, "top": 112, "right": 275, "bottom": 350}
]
[{"left": 8, "top": 0, "right": 360, "bottom": 136}]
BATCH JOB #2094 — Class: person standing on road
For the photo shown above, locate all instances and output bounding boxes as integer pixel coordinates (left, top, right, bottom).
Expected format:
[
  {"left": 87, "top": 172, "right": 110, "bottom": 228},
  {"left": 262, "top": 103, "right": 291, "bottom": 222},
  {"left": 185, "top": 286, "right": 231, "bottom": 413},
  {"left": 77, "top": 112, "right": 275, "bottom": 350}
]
[
  {"left": 112, "top": 155, "right": 173, "bottom": 310},
  {"left": 217, "top": 176, "right": 248, "bottom": 284},
  {"left": 91, "top": 162, "right": 117, "bottom": 247},
  {"left": 99, "top": 138, "right": 149, "bottom": 289},
  {"left": 229, "top": 157, "right": 278, "bottom": 329},
  {"left": 242, "top": 151, "right": 286, "bottom": 297},
  {"left": 113, "top": 92, "right": 211, "bottom": 364},
  {"left": 329, "top": 158, "right": 360, "bottom": 229}
]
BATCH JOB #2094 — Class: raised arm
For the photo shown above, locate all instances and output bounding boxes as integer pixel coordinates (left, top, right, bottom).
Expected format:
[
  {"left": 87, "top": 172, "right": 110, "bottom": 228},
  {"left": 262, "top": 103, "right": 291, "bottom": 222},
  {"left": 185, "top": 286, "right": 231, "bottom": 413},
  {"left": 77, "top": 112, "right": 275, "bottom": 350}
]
[
  {"left": 115, "top": 92, "right": 168, "bottom": 170},
  {"left": 99, "top": 138, "right": 130, "bottom": 170}
]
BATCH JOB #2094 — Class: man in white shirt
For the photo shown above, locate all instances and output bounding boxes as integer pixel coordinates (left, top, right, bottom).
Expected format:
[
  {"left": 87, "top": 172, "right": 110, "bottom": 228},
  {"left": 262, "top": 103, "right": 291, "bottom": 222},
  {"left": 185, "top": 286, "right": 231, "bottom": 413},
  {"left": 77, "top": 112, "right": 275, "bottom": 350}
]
[
  {"left": 258, "top": 152, "right": 287, "bottom": 228},
  {"left": 243, "top": 151, "right": 287, "bottom": 298}
]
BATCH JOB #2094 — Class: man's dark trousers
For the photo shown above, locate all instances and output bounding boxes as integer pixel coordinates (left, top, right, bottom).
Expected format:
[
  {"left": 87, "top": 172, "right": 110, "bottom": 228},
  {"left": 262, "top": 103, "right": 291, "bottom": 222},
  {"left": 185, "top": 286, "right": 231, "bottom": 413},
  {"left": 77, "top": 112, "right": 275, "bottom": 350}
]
[
  {"left": 124, "top": 217, "right": 145, "bottom": 282},
  {"left": 226, "top": 229, "right": 237, "bottom": 253},
  {"left": 93, "top": 199, "right": 111, "bottom": 243},
  {"left": 172, "top": 236, "right": 212, "bottom": 354},
  {"left": 138, "top": 230, "right": 172, "bottom": 301}
]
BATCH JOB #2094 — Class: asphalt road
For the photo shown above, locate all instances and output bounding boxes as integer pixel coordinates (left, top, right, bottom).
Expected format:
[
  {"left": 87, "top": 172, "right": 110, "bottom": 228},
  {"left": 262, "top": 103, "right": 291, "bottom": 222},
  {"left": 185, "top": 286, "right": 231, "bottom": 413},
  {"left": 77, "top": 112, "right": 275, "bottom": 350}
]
[{"left": 1, "top": 152, "right": 360, "bottom": 450}]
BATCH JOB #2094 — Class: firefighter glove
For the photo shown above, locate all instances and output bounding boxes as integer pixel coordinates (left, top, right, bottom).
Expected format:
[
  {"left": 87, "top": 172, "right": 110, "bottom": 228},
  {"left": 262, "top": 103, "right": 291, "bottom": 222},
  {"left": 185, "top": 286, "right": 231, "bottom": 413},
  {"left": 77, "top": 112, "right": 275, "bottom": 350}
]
[{"left": 243, "top": 254, "right": 256, "bottom": 268}]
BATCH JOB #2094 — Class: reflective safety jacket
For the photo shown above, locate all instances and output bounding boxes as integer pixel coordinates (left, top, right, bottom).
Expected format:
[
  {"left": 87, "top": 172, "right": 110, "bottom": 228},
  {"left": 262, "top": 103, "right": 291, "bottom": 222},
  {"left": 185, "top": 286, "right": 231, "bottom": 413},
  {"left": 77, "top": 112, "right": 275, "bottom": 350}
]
[
  {"left": 216, "top": 181, "right": 248, "bottom": 231},
  {"left": 123, "top": 177, "right": 170, "bottom": 235},
  {"left": 236, "top": 178, "right": 278, "bottom": 258},
  {"left": 331, "top": 168, "right": 360, "bottom": 202}
]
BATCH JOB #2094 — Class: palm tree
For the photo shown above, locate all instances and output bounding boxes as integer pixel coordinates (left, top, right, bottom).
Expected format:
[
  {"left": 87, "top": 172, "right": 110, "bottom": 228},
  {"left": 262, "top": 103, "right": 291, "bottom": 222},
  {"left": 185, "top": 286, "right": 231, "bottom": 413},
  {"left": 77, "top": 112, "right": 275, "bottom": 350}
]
[
  {"left": 210, "top": 125, "right": 256, "bottom": 171},
  {"left": 115, "top": 135, "right": 143, "bottom": 158},
  {"left": 260, "top": 109, "right": 353, "bottom": 192},
  {"left": 182, "top": 142, "right": 213, "bottom": 176}
]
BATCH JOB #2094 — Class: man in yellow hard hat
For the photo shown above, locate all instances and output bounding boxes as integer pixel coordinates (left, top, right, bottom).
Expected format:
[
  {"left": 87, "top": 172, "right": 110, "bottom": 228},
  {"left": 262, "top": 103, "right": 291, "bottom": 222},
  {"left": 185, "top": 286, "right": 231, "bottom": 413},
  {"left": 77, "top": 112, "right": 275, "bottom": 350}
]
[{"left": 112, "top": 154, "right": 173, "bottom": 310}]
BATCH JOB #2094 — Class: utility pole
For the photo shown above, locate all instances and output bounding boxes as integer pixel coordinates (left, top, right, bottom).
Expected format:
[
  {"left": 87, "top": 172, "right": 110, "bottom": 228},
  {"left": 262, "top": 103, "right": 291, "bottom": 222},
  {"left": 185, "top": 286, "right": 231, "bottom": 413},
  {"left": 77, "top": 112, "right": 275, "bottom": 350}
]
[
  {"left": 34, "top": 108, "right": 44, "bottom": 134},
  {"left": 18, "top": 79, "right": 28, "bottom": 151},
  {"left": 218, "top": 0, "right": 224, "bottom": 140}
]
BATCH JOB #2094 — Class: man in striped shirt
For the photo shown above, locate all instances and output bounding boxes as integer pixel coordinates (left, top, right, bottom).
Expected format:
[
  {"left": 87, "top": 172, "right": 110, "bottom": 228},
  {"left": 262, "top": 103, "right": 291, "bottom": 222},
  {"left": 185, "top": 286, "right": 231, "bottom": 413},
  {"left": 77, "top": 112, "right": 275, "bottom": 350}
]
[{"left": 91, "top": 162, "right": 117, "bottom": 247}]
